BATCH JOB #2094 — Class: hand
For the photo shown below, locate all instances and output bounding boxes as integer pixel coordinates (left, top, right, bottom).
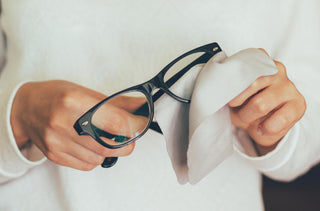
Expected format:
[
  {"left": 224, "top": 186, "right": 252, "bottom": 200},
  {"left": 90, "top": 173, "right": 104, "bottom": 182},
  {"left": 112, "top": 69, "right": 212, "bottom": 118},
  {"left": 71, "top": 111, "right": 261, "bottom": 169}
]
[
  {"left": 10, "top": 80, "right": 141, "bottom": 170},
  {"left": 228, "top": 49, "right": 306, "bottom": 155}
]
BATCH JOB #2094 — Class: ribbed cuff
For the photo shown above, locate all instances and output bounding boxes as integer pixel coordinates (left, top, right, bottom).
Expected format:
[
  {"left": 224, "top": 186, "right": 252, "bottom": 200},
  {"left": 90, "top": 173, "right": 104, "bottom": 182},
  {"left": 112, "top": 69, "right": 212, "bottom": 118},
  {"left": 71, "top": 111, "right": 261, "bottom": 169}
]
[
  {"left": 0, "top": 81, "right": 46, "bottom": 180},
  {"left": 233, "top": 123, "right": 299, "bottom": 173}
]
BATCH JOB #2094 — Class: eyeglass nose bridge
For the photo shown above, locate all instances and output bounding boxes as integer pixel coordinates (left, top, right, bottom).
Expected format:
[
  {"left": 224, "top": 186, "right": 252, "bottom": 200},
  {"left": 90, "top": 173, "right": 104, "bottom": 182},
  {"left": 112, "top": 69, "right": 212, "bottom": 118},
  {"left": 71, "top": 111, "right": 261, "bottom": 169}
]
[{"left": 144, "top": 75, "right": 190, "bottom": 104}]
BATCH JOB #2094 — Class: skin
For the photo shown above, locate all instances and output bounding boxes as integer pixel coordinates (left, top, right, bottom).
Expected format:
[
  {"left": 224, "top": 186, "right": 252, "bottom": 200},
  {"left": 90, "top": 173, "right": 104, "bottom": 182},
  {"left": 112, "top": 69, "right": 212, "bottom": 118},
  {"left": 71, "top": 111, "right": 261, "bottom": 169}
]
[
  {"left": 10, "top": 80, "right": 142, "bottom": 171},
  {"left": 228, "top": 49, "right": 306, "bottom": 155},
  {"left": 10, "top": 49, "right": 306, "bottom": 170}
]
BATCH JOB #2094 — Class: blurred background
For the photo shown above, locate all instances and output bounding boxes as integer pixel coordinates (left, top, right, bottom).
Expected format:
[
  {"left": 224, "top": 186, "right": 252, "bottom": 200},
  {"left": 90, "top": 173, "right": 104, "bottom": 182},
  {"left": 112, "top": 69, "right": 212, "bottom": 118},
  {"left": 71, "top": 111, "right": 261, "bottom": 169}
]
[{"left": 263, "top": 163, "right": 320, "bottom": 211}]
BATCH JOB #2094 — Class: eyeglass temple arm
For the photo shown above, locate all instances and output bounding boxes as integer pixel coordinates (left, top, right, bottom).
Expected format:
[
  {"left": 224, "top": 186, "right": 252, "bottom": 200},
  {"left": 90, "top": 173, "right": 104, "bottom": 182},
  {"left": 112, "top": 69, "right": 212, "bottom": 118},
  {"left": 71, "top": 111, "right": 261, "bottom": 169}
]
[
  {"left": 132, "top": 103, "right": 163, "bottom": 134},
  {"left": 97, "top": 51, "right": 218, "bottom": 141},
  {"left": 152, "top": 53, "right": 213, "bottom": 102},
  {"left": 91, "top": 126, "right": 124, "bottom": 168},
  {"left": 149, "top": 121, "right": 162, "bottom": 134},
  {"left": 132, "top": 53, "right": 214, "bottom": 134},
  {"left": 100, "top": 50, "right": 217, "bottom": 168}
]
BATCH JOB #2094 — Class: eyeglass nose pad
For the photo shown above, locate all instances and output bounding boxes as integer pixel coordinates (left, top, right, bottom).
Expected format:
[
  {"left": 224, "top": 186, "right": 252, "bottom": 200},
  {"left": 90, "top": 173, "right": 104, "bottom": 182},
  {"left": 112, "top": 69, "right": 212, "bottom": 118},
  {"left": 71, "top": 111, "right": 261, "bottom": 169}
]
[{"left": 101, "top": 157, "right": 118, "bottom": 168}]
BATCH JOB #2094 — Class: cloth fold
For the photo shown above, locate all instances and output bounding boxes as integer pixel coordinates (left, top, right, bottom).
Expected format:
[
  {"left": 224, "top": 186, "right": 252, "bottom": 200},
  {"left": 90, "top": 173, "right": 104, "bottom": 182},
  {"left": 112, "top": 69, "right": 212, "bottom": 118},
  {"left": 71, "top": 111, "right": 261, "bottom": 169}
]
[{"left": 154, "top": 48, "right": 278, "bottom": 184}]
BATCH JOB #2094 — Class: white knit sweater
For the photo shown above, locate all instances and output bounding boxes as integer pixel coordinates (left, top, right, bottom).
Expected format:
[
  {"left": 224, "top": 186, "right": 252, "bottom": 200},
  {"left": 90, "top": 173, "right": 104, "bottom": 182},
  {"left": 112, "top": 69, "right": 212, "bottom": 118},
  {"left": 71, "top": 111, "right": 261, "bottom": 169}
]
[{"left": 0, "top": 0, "right": 320, "bottom": 210}]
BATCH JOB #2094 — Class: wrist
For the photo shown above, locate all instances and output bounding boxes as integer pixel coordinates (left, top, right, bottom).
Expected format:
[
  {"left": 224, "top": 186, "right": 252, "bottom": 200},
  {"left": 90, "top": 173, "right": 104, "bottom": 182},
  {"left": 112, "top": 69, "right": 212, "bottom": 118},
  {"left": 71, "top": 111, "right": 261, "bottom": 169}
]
[
  {"left": 249, "top": 133, "right": 282, "bottom": 156},
  {"left": 254, "top": 141, "right": 279, "bottom": 156},
  {"left": 10, "top": 82, "right": 32, "bottom": 149}
]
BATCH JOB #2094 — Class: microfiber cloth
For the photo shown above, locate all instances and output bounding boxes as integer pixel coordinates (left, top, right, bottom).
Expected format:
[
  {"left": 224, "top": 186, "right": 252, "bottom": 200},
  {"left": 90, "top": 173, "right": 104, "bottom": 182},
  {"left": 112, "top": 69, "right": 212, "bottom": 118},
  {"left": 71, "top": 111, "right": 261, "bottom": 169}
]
[{"left": 154, "top": 48, "right": 278, "bottom": 184}]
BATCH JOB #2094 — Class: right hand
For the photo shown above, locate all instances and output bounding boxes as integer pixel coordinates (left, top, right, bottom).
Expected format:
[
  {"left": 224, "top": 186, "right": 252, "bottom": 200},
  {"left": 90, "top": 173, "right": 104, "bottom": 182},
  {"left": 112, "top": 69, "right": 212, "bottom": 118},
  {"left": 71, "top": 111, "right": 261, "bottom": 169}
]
[
  {"left": 10, "top": 80, "right": 139, "bottom": 171},
  {"left": 228, "top": 49, "right": 306, "bottom": 155}
]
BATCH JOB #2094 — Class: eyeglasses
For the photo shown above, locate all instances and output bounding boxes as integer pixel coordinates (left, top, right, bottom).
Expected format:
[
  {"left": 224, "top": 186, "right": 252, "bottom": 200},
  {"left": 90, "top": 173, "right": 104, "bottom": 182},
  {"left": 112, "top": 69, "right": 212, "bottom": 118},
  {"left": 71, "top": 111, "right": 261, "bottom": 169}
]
[{"left": 74, "top": 42, "right": 222, "bottom": 168}]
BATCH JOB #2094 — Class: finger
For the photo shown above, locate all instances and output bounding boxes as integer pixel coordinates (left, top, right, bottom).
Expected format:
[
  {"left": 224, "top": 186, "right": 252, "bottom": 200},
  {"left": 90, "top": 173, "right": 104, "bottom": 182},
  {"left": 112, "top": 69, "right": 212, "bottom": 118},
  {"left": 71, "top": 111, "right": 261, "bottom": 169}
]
[
  {"left": 258, "top": 48, "right": 270, "bottom": 56},
  {"left": 236, "top": 85, "right": 290, "bottom": 124},
  {"left": 109, "top": 95, "right": 148, "bottom": 113},
  {"left": 47, "top": 151, "right": 97, "bottom": 171},
  {"left": 74, "top": 134, "right": 136, "bottom": 157},
  {"left": 228, "top": 76, "right": 273, "bottom": 107},
  {"left": 273, "top": 60, "right": 287, "bottom": 76},
  {"left": 228, "top": 47, "right": 271, "bottom": 108},
  {"left": 93, "top": 103, "right": 149, "bottom": 137},
  {"left": 229, "top": 48, "right": 282, "bottom": 108},
  {"left": 260, "top": 101, "right": 302, "bottom": 135},
  {"left": 37, "top": 129, "right": 105, "bottom": 166},
  {"left": 62, "top": 141, "right": 106, "bottom": 166},
  {"left": 229, "top": 107, "right": 248, "bottom": 130}
]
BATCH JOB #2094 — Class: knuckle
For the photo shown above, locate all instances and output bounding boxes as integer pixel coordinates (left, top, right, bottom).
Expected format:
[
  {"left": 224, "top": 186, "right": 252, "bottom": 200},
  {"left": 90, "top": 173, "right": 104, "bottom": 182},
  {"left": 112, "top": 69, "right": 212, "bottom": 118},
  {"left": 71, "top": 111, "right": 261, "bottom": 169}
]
[
  {"left": 47, "top": 117, "right": 57, "bottom": 129},
  {"left": 230, "top": 115, "right": 247, "bottom": 129},
  {"left": 60, "top": 92, "right": 77, "bottom": 110},
  {"left": 96, "top": 146, "right": 115, "bottom": 157},
  {"left": 47, "top": 111, "right": 63, "bottom": 129},
  {"left": 263, "top": 124, "right": 278, "bottom": 135},
  {"left": 55, "top": 87, "right": 79, "bottom": 110},
  {"left": 253, "top": 76, "right": 270, "bottom": 88},
  {"left": 238, "top": 111, "right": 251, "bottom": 124},
  {"left": 249, "top": 79, "right": 260, "bottom": 91},
  {"left": 79, "top": 164, "right": 96, "bottom": 171},
  {"left": 95, "top": 157, "right": 105, "bottom": 165},
  {"left": 264, "top": 115, "right": 288, "bottom": 135},
  {"left": 252, "top": 97, "right": 267, "bottom": 113},
  {"left": 43, "top": 134, "right": 58, "bottom": 151},
  {"left": 46, "top": 151, "right": 59, "bottom": 163},
  {"left": 90, "top": 155, "right": 105, "bottom": 165}
]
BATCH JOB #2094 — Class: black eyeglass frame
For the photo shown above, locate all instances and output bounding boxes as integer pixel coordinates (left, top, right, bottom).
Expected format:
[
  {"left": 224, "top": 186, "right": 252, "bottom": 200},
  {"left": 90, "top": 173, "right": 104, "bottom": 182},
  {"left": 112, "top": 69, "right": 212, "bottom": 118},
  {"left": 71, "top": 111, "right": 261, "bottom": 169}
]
[{"left": 74, "top": 42, "right": 222, "bottom": 150}]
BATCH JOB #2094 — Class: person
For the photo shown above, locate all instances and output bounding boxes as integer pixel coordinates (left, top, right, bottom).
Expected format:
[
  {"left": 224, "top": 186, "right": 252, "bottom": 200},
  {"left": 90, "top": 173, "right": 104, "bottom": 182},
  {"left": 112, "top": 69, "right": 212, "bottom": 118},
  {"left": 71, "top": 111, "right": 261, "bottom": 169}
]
[{"left": 0, "top": 0, "right": 319, "bottom": 210}]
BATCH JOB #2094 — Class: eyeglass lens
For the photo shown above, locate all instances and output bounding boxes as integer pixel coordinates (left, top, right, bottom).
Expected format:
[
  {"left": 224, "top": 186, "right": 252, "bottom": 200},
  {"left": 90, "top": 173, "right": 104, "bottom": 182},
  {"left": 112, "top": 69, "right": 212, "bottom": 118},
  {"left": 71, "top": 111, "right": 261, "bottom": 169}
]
[{"left": 92, "top": 91, "right": 151, "bottom": 147}]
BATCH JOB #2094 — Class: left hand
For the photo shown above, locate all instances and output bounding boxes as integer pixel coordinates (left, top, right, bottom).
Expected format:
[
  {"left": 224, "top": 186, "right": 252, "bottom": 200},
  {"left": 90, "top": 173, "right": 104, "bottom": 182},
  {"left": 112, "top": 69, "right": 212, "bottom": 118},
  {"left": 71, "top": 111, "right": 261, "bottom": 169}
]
[
  {"left": 11, "top": 80, "right": 143, "bottom": 171},
  {"left": 228, "top": 49, "right": 306, "bottom": 155}
]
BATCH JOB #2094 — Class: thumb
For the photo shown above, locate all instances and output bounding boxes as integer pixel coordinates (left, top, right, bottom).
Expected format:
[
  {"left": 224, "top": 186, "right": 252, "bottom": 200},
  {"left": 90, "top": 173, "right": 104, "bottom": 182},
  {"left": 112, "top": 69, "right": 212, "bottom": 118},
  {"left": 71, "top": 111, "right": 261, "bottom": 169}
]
[
  {"left": 258, "top": 48, "right": 270, "bottom": 56},
  {"left": 92, "top": 102, "right": 149, "bottom": 141}
]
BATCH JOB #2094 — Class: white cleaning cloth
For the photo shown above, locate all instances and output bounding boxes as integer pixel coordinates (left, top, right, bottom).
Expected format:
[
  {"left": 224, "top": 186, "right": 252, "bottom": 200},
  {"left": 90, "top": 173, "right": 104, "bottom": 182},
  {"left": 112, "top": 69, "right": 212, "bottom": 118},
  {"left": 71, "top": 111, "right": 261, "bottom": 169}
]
[{"left": 154, "top": 48, "right": 278, "bottom": 184}]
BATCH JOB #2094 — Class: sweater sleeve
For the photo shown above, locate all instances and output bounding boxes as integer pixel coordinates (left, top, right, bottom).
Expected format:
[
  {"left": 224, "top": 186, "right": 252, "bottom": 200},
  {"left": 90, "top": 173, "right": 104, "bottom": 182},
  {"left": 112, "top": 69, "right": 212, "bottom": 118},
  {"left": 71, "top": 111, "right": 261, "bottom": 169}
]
[
  {"left": 0, "top": 80, "right": 46, "bottom": 184},
  {"left": 0, "top": 29, "right": 46, "bottom": 183}
]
